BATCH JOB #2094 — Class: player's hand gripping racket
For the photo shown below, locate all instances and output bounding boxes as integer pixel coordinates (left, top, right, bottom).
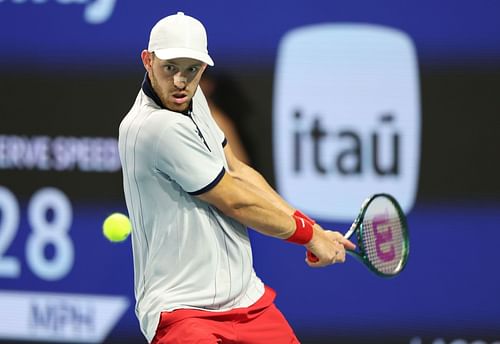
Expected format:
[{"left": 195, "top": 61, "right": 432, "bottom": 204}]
[{"left": 307, "top": 193, "right": 410, "bottom": 277}]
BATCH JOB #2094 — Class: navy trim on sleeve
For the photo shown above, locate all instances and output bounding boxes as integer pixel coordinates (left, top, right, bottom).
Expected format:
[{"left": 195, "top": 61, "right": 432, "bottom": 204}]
[
  {"left": 188, "top": 167, "right": 226, "bottom": 196},
  {"left": 222, "top": 138, "right": 228, "bottom": 147}
]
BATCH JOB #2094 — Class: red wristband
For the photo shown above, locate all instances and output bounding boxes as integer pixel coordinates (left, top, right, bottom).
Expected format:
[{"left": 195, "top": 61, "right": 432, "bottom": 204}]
[
  {"left": 293, "top": 210, "right": 315, "bottom": 225},
  {"left": 293, "top": 210, "right": 318, "bottom": 261},
  {"left": 286, "top": 214, "right": 314, "bottom": 245}
]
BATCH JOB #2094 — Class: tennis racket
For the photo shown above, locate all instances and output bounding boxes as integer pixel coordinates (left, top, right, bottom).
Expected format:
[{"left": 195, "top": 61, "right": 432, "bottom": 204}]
[{"left": 307, "top": 193, "right": 410, "bottom": 277}]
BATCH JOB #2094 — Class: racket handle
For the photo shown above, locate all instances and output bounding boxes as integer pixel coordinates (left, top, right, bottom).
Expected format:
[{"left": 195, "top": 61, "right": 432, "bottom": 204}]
[{"left": 307, "top": 250, "right": 319, "bottom": 262}]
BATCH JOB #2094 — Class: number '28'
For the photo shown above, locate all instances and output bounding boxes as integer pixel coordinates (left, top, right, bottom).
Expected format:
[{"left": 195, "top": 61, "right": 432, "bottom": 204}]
[{"left": 0, "top": 186, "right": 74, "bottom": 281}]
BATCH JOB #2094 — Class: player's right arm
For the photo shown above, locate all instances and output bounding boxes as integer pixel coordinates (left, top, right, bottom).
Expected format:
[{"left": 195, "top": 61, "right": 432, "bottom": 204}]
[
  {"left": 196, "top": 167, "right": 352, "bottom": 267},
  {"left": 196, "top": 170, "right": 297, "bottom": 238}
]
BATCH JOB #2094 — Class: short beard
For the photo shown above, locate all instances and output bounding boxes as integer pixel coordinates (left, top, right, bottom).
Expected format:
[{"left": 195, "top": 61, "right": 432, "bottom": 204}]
[{"left": 148, "top": 71, "right": 168, "bottom": 107}]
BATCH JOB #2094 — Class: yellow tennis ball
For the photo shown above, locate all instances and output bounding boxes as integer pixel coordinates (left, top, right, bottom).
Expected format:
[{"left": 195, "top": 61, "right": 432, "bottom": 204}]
[{"left": 103, "top": 213, "right": 132, "bottom": 242}]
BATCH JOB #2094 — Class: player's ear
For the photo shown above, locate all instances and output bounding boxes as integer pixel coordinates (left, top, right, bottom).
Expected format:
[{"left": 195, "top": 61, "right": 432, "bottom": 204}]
[{"left": 141, "top": 50, "right": 154, "bottom": 72}]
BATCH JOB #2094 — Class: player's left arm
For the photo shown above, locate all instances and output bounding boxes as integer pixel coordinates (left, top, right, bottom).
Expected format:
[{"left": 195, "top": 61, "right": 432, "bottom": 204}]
[{"left": 223, "top": 143, "right": 295, "bottom": 216}]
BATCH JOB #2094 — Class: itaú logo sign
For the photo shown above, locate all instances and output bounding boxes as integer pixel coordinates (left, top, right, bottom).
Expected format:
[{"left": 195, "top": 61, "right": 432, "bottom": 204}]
[
  {"left": 273, "top": 24, "right": 421, "bottom": 222},
  {"left": 0, "top": 0, "right": 116, "bottom": 24}
]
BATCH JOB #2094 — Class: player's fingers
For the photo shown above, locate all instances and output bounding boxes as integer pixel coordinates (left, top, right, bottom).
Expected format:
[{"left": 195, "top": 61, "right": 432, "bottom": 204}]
[
  {"left": 305, "top": 250, "right": 340, "bottom": 267},
  {"left": 326, "top": 230, "right": 348, "bottom": 243},
  {"left": 334, "top": 247, "right": 346, "bottom": 263},
  {"left": 325, "top": 230, "right": 342, "bottom": 238},
  {"left": 340, "top": 237, "right": 356, "bottom": 250},
  {"left": 304, "top": 255, "right": 328, "bottom": 268},
  {"left": 310, "top": 253, "right": 344, "bottom": 266},
  {"left": 325, "top": 230, "right": 356, "bottom": 250},
  {"left": 306, "top": 250, "right": 319, "bottom": 263}
]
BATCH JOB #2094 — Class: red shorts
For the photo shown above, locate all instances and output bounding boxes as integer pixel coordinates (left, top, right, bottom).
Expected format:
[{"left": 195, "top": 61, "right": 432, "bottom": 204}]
[{"left": 151, "top": 286, "right": 300, "bottom": 344}]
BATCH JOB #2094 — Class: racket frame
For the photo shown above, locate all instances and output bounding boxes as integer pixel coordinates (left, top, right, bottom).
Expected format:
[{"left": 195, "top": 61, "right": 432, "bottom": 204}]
[{"left": 345, "top": 193, "right": 410, "bottom": 278}]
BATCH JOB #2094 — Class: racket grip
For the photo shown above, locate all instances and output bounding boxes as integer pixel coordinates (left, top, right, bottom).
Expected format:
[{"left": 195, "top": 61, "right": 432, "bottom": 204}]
[{"left": 307, "top": 250, "right": 319, "bottom": 262}]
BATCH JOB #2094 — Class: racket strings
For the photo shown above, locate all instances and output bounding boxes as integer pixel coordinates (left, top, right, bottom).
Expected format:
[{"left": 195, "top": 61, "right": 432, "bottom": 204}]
[{"left": 361, "top": 216, "right": 405, "bottom": 274}]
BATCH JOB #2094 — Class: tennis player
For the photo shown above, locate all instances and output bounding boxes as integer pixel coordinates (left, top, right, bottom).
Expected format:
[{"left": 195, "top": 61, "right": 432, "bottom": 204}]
[{"left": 118, "top": 11, "right": 355, "bottom": 344}]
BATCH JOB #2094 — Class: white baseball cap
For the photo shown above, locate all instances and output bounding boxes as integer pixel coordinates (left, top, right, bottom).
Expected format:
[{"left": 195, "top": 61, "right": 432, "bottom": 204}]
[{"left": 148, "top": 12, "right": 214, "bottom": 66}]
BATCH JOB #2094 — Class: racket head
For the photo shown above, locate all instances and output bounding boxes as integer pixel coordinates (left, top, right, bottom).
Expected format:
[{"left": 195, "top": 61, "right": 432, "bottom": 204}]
[{"left": 348, "top": 193, "right": 410, "bottom": 277}]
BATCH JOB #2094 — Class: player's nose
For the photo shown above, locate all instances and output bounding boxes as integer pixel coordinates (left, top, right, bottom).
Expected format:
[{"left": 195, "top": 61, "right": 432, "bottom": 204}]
[{"left": 173, "top": 73, "right": 187, "bottom": 89}]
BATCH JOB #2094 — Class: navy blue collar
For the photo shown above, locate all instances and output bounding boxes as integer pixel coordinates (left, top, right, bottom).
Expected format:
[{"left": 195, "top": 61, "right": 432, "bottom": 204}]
[{"left": 141, "top": 73, "right": 192, "bottom": 115}]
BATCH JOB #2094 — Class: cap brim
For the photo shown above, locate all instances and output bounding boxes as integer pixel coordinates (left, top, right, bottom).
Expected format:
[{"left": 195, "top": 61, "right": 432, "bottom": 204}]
[{"left": 153, "top": 48, "right": 214, "bottom": 66}]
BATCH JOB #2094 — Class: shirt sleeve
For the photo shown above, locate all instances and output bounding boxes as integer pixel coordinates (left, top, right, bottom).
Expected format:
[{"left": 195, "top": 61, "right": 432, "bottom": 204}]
[{"left": 154, "top": 119, "right": 225, "bottom": 195}]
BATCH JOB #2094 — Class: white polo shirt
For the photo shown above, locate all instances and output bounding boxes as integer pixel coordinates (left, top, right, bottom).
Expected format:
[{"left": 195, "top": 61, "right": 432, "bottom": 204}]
[{"left": 118, "top": 76, "right": 265, "bottom": 343}]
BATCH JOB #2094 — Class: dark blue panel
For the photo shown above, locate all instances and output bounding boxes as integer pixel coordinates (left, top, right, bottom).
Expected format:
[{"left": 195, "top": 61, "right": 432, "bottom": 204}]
[{"left": 1, "top": 0, "right": 500, "bottom": 69}]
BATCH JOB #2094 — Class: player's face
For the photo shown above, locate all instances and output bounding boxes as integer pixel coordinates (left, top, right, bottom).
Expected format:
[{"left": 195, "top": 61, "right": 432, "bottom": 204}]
[{"left": 145, "top": 53, "right": 207, "bottom": 112}]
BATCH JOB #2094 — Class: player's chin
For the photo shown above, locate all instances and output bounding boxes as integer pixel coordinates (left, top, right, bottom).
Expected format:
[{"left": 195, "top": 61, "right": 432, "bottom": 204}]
[{"left": 165, "top": 100, "right": 190, "bottom": 113}]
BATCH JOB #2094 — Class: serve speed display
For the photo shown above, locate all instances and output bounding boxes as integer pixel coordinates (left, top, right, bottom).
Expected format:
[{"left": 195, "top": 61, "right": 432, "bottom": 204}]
[{"left": 0, "top": 78, "right": 137, "bottom": 343}]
